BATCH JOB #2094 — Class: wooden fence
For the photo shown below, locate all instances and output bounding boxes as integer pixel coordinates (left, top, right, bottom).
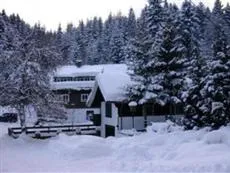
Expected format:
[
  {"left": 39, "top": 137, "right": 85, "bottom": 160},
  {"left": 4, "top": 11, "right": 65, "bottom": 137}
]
[{"left": 8, "top": 124, "right": 100, "bottom": 138}]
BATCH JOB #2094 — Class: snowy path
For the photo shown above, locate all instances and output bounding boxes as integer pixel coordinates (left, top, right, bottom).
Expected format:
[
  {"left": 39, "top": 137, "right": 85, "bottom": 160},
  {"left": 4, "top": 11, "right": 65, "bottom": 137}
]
[{"left": 1, "top": 123, "right": 230, "bottom": 172}]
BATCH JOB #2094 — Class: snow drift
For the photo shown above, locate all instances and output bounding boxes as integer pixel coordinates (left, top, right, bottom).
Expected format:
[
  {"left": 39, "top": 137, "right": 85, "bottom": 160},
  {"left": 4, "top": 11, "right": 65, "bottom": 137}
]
[{"left": 1, "top": 122, "right": 230, "bottom": 172}]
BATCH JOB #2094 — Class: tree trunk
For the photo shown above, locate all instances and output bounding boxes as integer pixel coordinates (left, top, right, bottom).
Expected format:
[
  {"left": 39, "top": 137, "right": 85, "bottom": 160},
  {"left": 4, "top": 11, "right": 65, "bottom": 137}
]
[{"left": 18, "top": 104, "right": 26, "bottom": 132}]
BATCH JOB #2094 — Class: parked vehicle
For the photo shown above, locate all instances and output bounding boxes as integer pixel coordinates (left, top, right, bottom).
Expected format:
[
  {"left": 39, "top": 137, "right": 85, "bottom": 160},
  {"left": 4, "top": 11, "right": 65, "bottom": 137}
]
[{"left": 0, "top": 113, "right": 18, "bottom": 123}]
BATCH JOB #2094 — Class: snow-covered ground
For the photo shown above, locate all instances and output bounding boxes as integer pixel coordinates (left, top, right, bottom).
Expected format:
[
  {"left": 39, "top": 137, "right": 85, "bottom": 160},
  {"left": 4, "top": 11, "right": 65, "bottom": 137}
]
[{"left": 1, "top": 122, "right": 230, "bottom": 172}]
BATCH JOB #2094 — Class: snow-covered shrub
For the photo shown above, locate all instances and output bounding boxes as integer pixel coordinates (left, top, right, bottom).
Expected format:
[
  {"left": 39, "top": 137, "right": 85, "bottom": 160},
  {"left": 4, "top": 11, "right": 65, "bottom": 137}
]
[{"left": 146, "top": 120, "right": 184, "bottom": 134}]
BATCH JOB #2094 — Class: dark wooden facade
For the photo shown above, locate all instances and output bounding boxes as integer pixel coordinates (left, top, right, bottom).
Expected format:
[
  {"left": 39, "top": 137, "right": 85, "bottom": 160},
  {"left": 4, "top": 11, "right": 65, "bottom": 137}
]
[
  {"left": 53, "top": 89, "right": 91, "bottom": 108},
  {"left": 90, "top": 87, "right": 184, "bottom": 117},
  {"left": 90, "top": 87, "right": 105, "bottom": 108}
]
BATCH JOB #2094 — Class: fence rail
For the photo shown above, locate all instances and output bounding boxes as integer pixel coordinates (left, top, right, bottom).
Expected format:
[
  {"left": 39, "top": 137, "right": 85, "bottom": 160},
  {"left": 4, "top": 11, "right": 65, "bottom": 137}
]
[{"left": 8, "top": 124, "right": 100, "bottom": 138}]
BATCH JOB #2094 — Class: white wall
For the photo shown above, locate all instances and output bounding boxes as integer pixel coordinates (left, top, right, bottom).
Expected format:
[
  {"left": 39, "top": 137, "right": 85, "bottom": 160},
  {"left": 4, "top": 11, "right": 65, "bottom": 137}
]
[
  {"left": 118, "top": 115, "right": 184, "bottom": 131},
  {"left": 118, "top": 115, "right": 166, "bottom": 131},
  {"left": 118, "top": 116, "right": 145, "bottom": 130},
  {"left": 101, "top": 102, "right": 119, "bottom": 138},
  {"left": 100, "top": 103, "right": 184, "bottom": 137},
  {"left": 66, "top": 108, "right": 100, "bottom": 123}
]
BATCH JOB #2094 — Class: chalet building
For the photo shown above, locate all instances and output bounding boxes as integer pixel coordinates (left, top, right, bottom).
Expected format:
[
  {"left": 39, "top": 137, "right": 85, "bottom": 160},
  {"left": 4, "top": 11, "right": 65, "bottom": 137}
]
[
  {"left": 50, "top": 64, "right": 104, "bottom": 123},
  {"left": 86, "top": 64, "right": 184, "bottom": 137},
  {"left": 51, "top": 63, "right": 184, "bottom": 137}
]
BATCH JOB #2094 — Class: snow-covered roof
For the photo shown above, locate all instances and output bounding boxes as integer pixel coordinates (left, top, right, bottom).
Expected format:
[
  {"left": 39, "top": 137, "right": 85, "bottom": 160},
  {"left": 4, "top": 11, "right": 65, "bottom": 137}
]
[
  {"left": 51, "top": 81, "right": 94, "bottom": 91},
  {"left": 87, "top": 64, "right": 132, "bottom": 106},
  {"left": 50, "top": 65, "right": 104, "bottom": 90},
  {"left": 54, "top": 65, "right": 104, "bottom": 77}
]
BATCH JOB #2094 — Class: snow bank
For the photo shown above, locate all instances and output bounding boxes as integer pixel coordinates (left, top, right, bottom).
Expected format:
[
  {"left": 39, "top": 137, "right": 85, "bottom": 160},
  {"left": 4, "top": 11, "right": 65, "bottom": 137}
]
[
  {"left": 203, "top": 127, "right": 230, "bottom": 145},
  {"left": 146, "top": 120, "right": 184, "bottom": 133},
  {"left": 1, "top": 123, "right": 230, "bottom": 172}
]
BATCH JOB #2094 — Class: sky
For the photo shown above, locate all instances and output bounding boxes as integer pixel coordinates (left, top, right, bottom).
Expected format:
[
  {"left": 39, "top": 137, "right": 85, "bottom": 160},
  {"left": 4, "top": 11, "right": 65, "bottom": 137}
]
[{"left": 0, "top": 0, "right": 229, "bottom": 31}]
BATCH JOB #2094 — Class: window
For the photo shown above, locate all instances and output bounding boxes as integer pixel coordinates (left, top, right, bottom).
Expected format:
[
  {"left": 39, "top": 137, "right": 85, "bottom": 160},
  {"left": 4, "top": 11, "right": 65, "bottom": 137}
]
[
  {"left": 78, "top": 77, "right": 84, "bottom": 81},
  {"left": 81, "top": 94, "right": 89, "bottom": 102},
  {"left": 89, "top": 76, "right": 95, "bottom": 81},
  {"left": 62, "top": 94, "right": 69, "bottom": 103},
  {"left": 106, "top": 102, "right": 112, "bottom": 118},
  {"left": 54, "top": 76, "right": 96, "bottom": 82},
  {"left": 54, "top": 77, "right": 72, "bottom": 82},
  {"left": 86, "top": 111, "right": 94, "bottom": 121},
  {"left": 56, "top": 94, "right": 69, "bottom": 104}
]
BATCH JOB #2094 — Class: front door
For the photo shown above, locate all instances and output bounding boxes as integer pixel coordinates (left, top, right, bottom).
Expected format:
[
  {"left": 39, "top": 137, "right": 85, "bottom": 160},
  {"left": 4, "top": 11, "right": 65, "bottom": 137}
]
[{"left": 105, "top": 125, "right": 115, "bottom": 137}]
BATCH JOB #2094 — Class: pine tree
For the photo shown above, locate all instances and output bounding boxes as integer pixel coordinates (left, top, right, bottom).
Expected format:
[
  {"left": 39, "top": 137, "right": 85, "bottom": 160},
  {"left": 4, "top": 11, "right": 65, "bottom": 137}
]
[
  {"left": 126, "top": 8, "right": 136, "bottom": 39},
  {"left": 100, "top": 13, "right": 113, "bottom": 63},
  {"left": 194, "top": 3, "right": 211, "bottom": 58},
  {"left": 108, "top": 15, "right": 127, "bottom": 64},
  {"left": 146, "top": 0, "right": 164, "bottom": 38},
  {"left": 127, "top": 6, "right": 152, "bottom": 101},
  {"left": 109, "top": 24, "right": 125, "bottom": 63},
  {"left": 212, "top": 0, "right": 229, "bottom": 56},
  {"left": 224, "top": 3, "right": 230, "bottom": 27},
  {"left": 61, "top": 23, "right": 78, "bottom": 64},
  {"left": 198, "top": 43, "right": 230, "bottom": 129},
  {"left": 55, "top": 24, "right": 66, "bottom": 62},
  {"left": 179, "top": 0, "right": 201, "bottom": 72},
  {"left": 184, "top": 0, "right": 230, "bottom": 129},
  {"left": 223, "top": 3, "right": 230, "bottom": 44},
  {"left": 144, "top": 3, "right": 185, "bottom": 106},
  {"left": 181, "top": 1, "right": 212, "bottom": 129},
  {"left": 77, "top": 21, "right": 87, "bottom": 64},
  {"left": 127, "top": 0, "right": 165, "bottom": 100}
]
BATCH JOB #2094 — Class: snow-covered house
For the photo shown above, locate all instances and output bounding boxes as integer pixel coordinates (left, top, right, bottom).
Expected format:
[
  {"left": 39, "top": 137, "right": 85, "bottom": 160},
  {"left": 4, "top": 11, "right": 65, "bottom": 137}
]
[
  {"left": 50, "top": 64, "right": 104, "bottom": 124},
  {"left": 51, "top": 63, "right": 184, "bottom": 137},
  {"left": 86, "top": 64, "right": 184, "bottom": 137}
]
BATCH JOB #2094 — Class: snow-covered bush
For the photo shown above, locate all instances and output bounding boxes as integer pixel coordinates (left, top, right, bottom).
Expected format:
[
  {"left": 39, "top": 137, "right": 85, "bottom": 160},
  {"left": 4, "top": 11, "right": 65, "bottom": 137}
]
[{"left": 146, "top": 120, "right": 184, "bottom": 134}]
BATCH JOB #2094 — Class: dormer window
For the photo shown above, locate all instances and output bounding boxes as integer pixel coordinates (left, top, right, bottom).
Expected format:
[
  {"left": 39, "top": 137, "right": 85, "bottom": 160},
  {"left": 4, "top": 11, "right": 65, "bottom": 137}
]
[{"left": 56, "top": 94, "right": 69, "bottom": 104}]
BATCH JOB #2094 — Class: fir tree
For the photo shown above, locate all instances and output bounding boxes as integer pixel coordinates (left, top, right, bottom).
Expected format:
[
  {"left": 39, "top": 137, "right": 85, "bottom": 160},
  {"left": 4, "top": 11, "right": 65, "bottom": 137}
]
[
  {"left": 144, "top": 4, "right": 185, "bottom": 106},
  {"left": 199, "top": 44, "right": 230, "bottom": 129},
  {"left": 179, "top": 0, "right": 201, "bottom": 71},
  {"left": 126, "top": 8, "right": 136, "bottom": 39},
  {"left": 127, "top": 6, "right": 152, "bottom": 101},
  {"left": 184, "top": 0, "right": 230, "bottom": 129},
  {"left": 224, "top": 3, "right": 230, "bottom": 27},
  {"left": 146, "top": 0, "right": 164, "bottom": 38},
  {"left": 127, "top": 0, "right": 166, "bottom": 102},
  {"left": 109, "top": 24, "right": 125, "bottom": 63},
  {"left": 77, "top": 21, "right": 87, "bottom": 64}
]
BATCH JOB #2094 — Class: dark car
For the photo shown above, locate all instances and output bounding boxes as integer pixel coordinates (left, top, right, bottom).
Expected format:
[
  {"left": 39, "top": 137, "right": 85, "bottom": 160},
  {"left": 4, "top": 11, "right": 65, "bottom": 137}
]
[{"left": 0, "top": 113, "right": 18, "bottom": 122}]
